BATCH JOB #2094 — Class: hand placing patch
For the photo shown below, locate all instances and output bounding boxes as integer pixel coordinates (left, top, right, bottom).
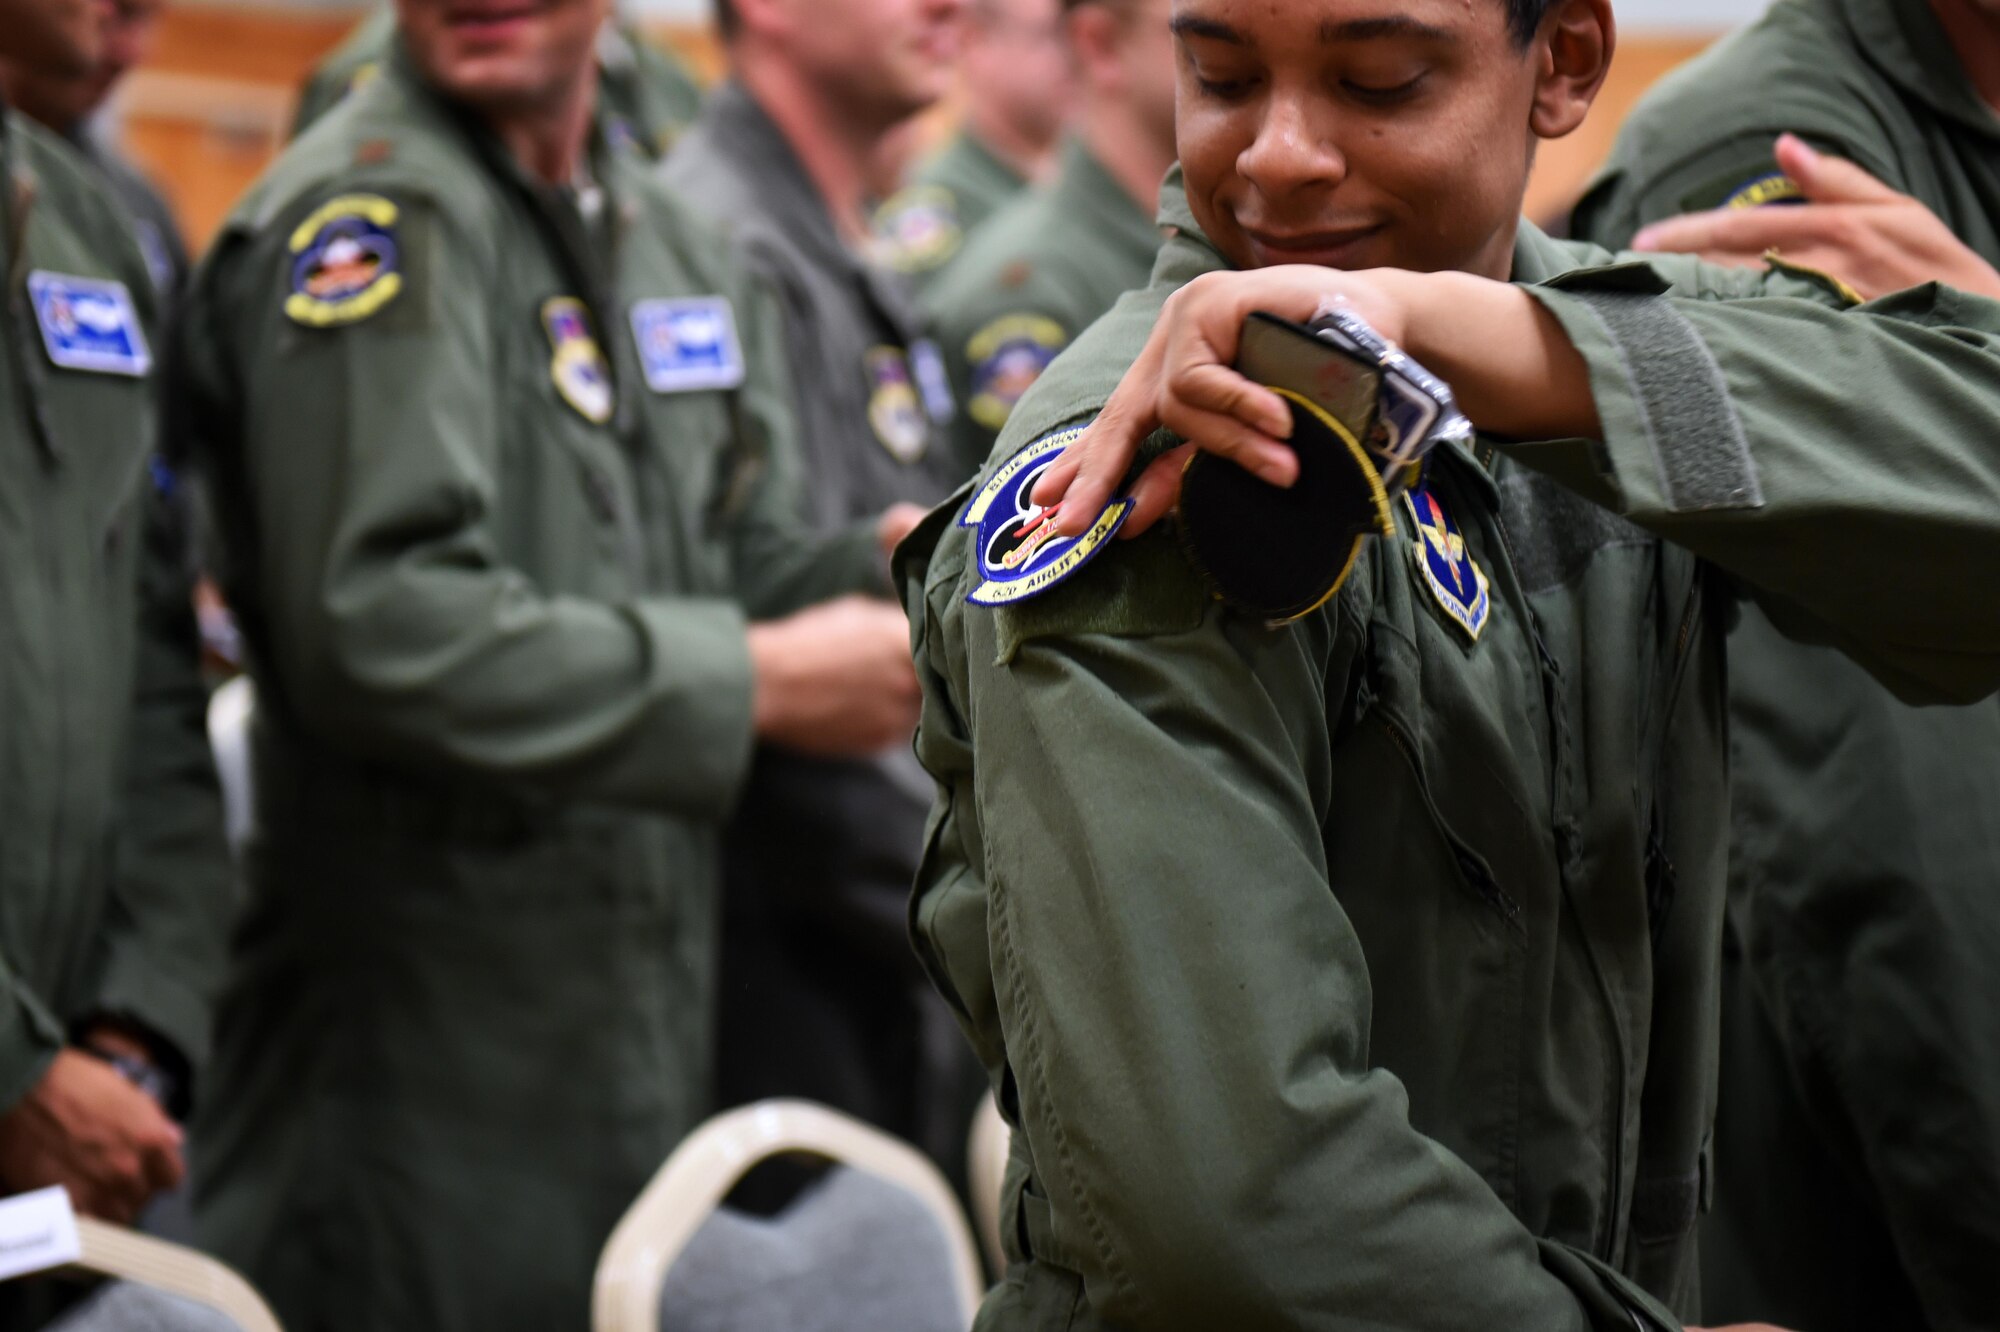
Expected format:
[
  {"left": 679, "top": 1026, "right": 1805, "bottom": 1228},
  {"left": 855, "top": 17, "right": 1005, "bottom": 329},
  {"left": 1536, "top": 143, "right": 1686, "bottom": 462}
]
[
  {"left": 962, "top": 425, "right": 1132, "bottom": 606},
  {"left": 285, "top": 194, "right": 402, "bottom": 327}
]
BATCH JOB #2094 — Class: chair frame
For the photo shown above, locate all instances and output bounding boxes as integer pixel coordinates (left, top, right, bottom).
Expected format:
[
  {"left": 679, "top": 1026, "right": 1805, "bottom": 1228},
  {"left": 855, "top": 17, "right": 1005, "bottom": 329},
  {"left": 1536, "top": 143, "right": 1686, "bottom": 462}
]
[
  {"left": 591, "top": 1099, "right": 984, "bottom": 1332},
  {"left": 63, "top": 1218, "right": 284, "bottom": 1332}
]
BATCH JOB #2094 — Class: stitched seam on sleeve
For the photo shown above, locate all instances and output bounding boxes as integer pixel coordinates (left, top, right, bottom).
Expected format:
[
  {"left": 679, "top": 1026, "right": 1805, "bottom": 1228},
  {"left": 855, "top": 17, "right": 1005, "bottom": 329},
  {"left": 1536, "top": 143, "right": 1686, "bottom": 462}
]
[{"left": 1575, "top": 290, "right": 1763, "bottom": 513}]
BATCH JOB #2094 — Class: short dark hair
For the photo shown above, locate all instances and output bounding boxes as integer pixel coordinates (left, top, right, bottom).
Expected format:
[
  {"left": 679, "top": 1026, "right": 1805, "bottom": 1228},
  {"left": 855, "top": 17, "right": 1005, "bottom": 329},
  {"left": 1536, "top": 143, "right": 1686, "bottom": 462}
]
[
  {"left": 714, "top": 0, "right": 740, "bottom": 41},
  {"left": 1503, "top": 0, "right": 1557, "bottom": 45}
]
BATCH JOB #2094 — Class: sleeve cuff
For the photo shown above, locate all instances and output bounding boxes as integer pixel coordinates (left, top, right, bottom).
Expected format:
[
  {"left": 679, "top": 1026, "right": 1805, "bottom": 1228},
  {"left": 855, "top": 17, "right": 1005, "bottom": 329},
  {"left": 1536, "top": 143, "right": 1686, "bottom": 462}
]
[
  {"left": 625, "top": 596, "right": 758, "bottom": 817},
  {"left": 0, "top": 980, "right": 68, "bottom": 1114},
  {"left": 92, "top": 953, "right": 213, "bottom": 1076}
]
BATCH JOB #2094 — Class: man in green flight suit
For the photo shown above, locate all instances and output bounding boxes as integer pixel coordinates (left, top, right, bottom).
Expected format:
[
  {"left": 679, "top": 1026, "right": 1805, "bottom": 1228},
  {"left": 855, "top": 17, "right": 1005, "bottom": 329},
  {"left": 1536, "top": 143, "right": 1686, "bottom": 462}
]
[
  {"left": 179, "top": 0, "right": 927, "bottom": 1324},
  {"left": 923, "top": 0, "right": 1172, "bottom": 467},
  {"left": 896, "top": 0, "right": 2000, "bottom": 1327},
  {"left": 1571, "top": 4, "right": 2000, "bottom": 1329},
  {"left": 290, "top": 2, "right": 704, "bottom": 158},
  {"left": 0, "top": 0, "right": 232, "bottom": 1305},
  {"left": 872, "top": 0, "right": 1071, "bottom": 287}
]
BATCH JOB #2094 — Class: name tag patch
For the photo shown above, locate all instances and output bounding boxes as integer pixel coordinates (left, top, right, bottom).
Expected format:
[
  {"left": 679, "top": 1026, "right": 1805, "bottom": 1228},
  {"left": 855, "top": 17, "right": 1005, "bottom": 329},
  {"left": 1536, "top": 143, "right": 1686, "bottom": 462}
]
[
  {"left": 27, "top": 272, "right": 149, "bottom": 376},
  {"left": 963, "top": 424, "right": 1131, "bottom": 606},
  {"left": 631, "top": 296, "right": 744, "bottom": 392}
]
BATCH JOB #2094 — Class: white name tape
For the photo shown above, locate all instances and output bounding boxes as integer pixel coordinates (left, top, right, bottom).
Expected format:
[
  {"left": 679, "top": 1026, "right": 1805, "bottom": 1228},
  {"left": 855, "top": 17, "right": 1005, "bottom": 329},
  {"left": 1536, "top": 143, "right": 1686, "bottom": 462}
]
[{"left": 0, "top": 1187, "right": 82, "bottom": 1280}]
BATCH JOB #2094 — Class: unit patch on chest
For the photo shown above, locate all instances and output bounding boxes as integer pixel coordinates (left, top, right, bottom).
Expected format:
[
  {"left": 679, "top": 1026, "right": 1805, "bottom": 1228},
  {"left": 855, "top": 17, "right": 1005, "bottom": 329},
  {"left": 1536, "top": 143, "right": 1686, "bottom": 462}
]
[
  {"left": 871, "top": 185, "right": 963, "bottom": 274},
  {"left": 285, "top": 194, "right": 403, "bottom": 327},
  {"left": 865, "top": 346, "right": 930, "bottom": 463},
  {"left": 962, "top": 424, "right": 1131, "bottom": 606},
  {"left": 25, "top": 272, "right": 149, "bottom": 376},
  {"left": 1404, "top": 482, "right": 1490, "bottom": 641},
  {"left": 630, "top": 295, "right": 745, "bottom": 392},
  {"left": 541, "top": 297, "right": 613, "bottom": 424}
]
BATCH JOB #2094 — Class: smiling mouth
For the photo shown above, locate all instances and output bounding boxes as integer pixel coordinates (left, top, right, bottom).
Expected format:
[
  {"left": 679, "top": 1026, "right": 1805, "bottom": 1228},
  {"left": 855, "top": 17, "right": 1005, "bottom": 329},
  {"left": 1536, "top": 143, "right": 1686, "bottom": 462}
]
[
  {"left": 1240, "top": 224, "right": 1387, "bottom": 268},
  {"left": 447, "top": 2, "right": 538, "bottom": 32}
]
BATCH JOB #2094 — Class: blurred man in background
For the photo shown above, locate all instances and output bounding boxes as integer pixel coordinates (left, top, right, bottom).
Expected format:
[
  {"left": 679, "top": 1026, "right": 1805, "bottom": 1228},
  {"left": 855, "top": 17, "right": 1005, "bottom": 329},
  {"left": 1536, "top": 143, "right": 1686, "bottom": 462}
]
[
  {"left": 0, "top": 0, "right": 187, "bottom": 300},
  {"left": 665, "top": 0, "right": 980, "bottom": 1184},
  {"left": 0, "top": 0, "right": 231, "bottom": 1320},
  {"left": 1574, "top": 2, "right": 2000, "bottom": 1328},
  {"left": 179, "top": 0, "right": 923, "bottom": 1321},
  {"left": 872, "top": 0, "right": 1071, "bottom": 288},
  {"left": 923, "top": 0, "right": 1170, "bottom": 465},
  {"left": 290, "top": 2, "right": 706, "bottom": 157}
]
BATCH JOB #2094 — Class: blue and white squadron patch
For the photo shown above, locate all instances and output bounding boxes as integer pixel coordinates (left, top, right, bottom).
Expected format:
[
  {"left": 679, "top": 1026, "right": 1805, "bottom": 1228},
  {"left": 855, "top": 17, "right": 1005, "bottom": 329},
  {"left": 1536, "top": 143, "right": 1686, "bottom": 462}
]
[
  {"left": 630, "top": 296, "right": 745, "bottom": 393},
  {"left": 26, "top": 271, "right": 150, "bottom": 376},
  {"left": 865, "top": 346, "right": 930, "bottom": 463},
  {"left": 542, "top": 297, "right": 614, "bottom": 425},
  {"left": 962, "top": 425, "right": 1131, "bottom": 607},
  {"left": 285, "top": 194, "right": 402, "bottom": 327},
  {"left": 1404, "top": 482, "right": 1489, "bottom": 641},
  {"left": 966, "top": 313, "right": 1066, "bottom": 431}
]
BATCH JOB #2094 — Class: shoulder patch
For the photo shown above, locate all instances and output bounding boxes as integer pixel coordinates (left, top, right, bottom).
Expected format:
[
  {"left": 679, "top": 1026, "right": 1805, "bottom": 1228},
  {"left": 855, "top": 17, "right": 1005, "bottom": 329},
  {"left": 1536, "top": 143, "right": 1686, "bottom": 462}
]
[
  {"left": 1403, "top": 481, "right": 1490, "bottom": 640},
  {"left": 965, "top": 313, "right": 1067, "bottom": 431},
  {"left": 26, "top": 271, "right": 150, "bottom": 376},
  {"left": 871, "top": 185, "right": 963, "bottom": 274},
  {"left": 1724, "top": 172, "right": 1804, "bottom": 210},
  {"left": 962, "top": 424, "right": 1132, "bottom": 606},
  {"left": 1679, "top": 163, "right": 1805, "bottom": 214},
  {"left": 630, "top": 296, "right": 745, "bottom": 392},
  {"left": 285, "top": 194, "right": 402, "bottom": 327},
  {"left": 542, "top": 297, "right": 614, "bottom": 424}
]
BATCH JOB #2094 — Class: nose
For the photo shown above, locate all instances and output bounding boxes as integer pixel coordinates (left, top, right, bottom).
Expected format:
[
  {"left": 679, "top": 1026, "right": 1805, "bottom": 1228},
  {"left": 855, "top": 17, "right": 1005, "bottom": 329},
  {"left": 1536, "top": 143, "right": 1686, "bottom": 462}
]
[{"left": 1236, "top": 86, "right": 1346, "bottom": 202}]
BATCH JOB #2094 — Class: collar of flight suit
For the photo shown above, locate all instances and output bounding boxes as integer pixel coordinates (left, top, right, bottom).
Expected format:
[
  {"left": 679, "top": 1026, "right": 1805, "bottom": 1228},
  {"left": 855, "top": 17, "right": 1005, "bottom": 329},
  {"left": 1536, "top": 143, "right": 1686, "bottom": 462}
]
[
  {"left": 948, "top": 128, "right": 1029, "bottom": 196},
  {"left": 699, "top": 79, "right": 934, "bottom": 349},
  {"left": 1056, "top": 137, "right": 1163, "bottom": 268},
  {"left": 1836, "top": 0, "right": 2000, "bottom": 141}
]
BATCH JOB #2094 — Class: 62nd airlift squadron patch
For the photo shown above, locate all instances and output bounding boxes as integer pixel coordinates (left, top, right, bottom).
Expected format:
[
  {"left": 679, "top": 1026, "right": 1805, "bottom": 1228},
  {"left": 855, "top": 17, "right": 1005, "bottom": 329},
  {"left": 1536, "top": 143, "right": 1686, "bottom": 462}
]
[
  {"left": 285, "top": 194, "right": 403, "bottom": 327},
  {"left": 963, "top": 424, "right": 1132, "bottom": 607}
]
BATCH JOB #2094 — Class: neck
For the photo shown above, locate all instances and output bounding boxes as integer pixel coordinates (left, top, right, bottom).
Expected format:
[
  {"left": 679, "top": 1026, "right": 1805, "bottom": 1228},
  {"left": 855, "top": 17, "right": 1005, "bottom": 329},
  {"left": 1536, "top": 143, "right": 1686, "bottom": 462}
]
[
  {"left": 1079, "top": 98, "right": 1173, "bottom": 215},
  {"left": 962, "top": 103, "right": 1051, "bottom": 182},
  {"left": 1931, "top": 0, "right": 2000, "bottom": 113},
  {"left": 737, "top": 51, "right": 886, "bottom": 243},
  {"left": 485, "top": 66, "right": 597, "bottom": 185}
]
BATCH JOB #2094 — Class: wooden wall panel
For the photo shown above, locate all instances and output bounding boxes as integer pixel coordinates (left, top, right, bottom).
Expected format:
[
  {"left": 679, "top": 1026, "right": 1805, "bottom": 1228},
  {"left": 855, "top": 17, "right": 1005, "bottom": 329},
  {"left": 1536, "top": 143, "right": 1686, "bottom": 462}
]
[{"left": 110, "top": 7, "right": 1717, "bottom": 254}]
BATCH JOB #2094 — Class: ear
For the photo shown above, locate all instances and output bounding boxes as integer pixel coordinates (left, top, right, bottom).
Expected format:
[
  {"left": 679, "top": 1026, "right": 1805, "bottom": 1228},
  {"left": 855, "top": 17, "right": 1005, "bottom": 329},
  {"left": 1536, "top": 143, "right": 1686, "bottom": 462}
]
[{"left": 1528, "top": 0, "right": 1614, "bottom": 141}]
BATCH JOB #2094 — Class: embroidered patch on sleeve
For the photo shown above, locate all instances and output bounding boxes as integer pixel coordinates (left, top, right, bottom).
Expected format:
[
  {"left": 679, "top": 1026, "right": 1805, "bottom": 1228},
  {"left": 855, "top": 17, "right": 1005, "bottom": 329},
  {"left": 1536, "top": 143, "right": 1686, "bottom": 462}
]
[
  {"left": 962, "top": 424, "right": 1131, "bottom": 606},
  {"left": 284, "top": 194, "right": 403, "bottom": 328},
  {"left": 1724, "top": 172, "right": 1804, "bottom": 210},
  {"left": 25, "top": 272, "right": 150, "bottom": 376},
  {"left": 966, "top": 313, "right": 1067, "bottom": 431},
  {"left": 630, "top": 296, "right": 745, "bottom": 392}
]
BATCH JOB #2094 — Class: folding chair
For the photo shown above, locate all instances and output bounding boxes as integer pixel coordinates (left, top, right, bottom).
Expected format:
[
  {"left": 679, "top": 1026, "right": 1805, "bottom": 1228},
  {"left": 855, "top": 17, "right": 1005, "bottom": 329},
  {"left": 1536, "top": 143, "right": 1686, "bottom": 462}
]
[
  {"left": 965, "top": 1092, "right": 1009, "bottom": 1277},
  {"left": 42, "top": 1219, "right": 282, "bottom": 1332},
  {"left": 592, "top": 1099, "right": 984, "bottom": 1332}
]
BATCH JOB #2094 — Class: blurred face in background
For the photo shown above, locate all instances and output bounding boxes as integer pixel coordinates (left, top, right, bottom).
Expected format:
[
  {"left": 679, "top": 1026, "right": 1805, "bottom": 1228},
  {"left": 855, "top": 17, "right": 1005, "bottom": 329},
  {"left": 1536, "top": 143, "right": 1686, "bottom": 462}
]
[
  {"left": 0, "top": 0, "right": 108, "bottom": 91},
  {"left": 771, "top": 0, "right": 963, "bottom": 131},
  {"left": 395, "top": 0, "right": 608, "bottom": 114},
  {"left": 961, "top": 0, "right": 1071, "bottom": 153}
]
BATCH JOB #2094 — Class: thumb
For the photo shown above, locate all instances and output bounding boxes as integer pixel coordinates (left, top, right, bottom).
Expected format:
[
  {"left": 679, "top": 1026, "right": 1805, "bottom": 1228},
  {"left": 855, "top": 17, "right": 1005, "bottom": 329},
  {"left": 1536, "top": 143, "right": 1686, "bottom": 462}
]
[{"left": 1776, "top": 133, "right": 1899, "bottom": 204}]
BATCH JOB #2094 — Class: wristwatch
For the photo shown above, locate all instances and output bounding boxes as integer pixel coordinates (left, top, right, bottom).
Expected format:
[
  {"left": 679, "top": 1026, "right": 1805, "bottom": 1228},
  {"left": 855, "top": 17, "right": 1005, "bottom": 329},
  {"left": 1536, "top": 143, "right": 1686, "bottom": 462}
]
[{"left": 84, "top": 1045, "right": 176, "bottom": 1112}]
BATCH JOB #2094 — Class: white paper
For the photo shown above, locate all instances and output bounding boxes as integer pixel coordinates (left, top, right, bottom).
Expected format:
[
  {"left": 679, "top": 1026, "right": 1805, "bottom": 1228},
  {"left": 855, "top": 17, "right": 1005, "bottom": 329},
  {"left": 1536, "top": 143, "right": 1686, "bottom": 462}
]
[{"left": 0, "top": 1187, "right": 83, "bottom": 1280}]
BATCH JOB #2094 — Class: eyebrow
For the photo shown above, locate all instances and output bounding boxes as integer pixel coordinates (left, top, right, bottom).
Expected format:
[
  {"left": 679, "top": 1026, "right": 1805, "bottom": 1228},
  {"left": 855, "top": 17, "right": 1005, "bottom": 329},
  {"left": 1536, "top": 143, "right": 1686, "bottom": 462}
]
[{"left": 1169, "top": 12, "right": 1457, "bottom": 45}]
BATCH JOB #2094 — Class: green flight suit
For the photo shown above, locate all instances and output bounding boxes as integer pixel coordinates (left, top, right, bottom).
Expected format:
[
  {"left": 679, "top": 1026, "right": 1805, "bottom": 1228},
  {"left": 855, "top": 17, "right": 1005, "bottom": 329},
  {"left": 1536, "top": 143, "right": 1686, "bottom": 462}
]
[
  {"left": 289, "top": 8, "right": 703, "bottom": 159},
  {"left": 664, "top": 79, "right": 975, "bottom": 1174},
  {"left": 1573, "top": 4, "right": 2000, "bottom": 1327},
  {"left": 0, "top": 101, "right": 229, "bottom": 1167},
  {"left": 923, "top": 137, "right": 1160, "bottom": 472},
  {"left": 181, "top": 51, "right": 884, "bottom": 1332},
  {"left": 873, "top": 129, "right": 1028, "bottom": 291},
  {"left": 896, "top": 169, "right": 2000, "bottom": 1331}
]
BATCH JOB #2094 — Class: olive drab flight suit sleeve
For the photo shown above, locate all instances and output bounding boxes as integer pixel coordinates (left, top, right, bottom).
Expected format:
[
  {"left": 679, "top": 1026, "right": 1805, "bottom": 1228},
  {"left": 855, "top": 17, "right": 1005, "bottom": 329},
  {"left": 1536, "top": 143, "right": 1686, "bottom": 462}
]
[
  {"left": 718, "top": 272, "right": 889, "bottom": 619},
  {"left": 909, "top": 532, "right": 1676, "bottom": 1332},
  {"left": 1506, "top": 260, "right": 2000, "bottom": 704},
  {"left": 190, "top": 191, "right": 765, "bottom": 817},
  {"left": 94, "top": 473, "right": 233, "bottom": 1084}
]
